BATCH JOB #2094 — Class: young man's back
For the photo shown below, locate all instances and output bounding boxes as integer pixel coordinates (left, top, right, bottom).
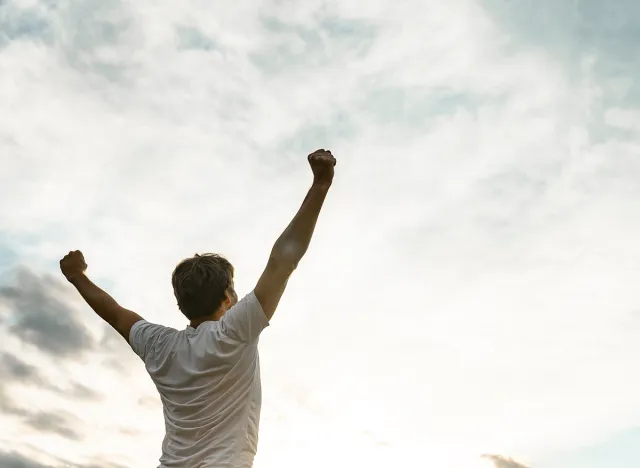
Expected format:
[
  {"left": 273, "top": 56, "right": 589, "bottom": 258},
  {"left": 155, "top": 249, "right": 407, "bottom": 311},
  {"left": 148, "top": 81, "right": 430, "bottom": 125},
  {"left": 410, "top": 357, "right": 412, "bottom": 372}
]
[{"left": 129, "top": 291, "right": 269, "bottom": 468}]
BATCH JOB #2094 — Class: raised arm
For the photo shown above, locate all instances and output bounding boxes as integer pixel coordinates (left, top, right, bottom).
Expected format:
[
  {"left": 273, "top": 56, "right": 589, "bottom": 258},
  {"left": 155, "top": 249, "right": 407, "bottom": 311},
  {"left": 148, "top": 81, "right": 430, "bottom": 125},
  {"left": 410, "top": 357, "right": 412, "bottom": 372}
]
[
  {"left": 60, "top": 250, "right": 143, "bottom": 342},
  {"left": 254, "top": 149, "right": 336, "bottom": 320}
]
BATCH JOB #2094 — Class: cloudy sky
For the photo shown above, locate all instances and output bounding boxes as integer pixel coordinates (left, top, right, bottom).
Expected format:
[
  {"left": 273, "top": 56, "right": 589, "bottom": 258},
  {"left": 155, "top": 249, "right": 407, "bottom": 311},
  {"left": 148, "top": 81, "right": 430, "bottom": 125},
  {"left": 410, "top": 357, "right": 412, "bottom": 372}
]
[{"left": 1, "top": 0, "right": 640, "bottom": 467}]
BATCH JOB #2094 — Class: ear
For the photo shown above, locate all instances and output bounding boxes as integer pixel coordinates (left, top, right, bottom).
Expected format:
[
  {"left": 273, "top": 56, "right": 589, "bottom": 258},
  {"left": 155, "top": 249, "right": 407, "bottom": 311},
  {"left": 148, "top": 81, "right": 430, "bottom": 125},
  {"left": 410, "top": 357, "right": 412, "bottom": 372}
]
[{"left": 223, "top": 288, "right": 234, "bottom": 306}]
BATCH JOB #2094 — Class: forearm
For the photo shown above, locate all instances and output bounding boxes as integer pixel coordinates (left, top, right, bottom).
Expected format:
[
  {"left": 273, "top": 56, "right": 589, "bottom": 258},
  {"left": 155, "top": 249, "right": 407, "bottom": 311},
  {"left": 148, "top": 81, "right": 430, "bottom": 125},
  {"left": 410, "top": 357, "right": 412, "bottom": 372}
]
[
  {"left": 270, "top": 182, "right": 331, "bottom": 267},
  {"left": 69, "top": 274, "right": 120, "bottom": 325}
]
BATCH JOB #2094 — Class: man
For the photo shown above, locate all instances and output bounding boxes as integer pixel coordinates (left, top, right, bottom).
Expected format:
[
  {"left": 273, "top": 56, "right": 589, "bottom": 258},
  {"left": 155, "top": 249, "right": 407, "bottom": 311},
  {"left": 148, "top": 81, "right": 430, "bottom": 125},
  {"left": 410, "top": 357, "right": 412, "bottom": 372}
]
[{"left": 59, "top": 149, "right": 337, "bottom": 467}]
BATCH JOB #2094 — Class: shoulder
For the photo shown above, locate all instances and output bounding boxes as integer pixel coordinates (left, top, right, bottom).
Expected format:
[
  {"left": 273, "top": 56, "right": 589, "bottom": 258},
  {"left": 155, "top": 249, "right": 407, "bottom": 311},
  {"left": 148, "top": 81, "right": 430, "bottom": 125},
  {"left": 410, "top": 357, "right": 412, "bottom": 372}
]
[
  {"left": 129, "top": 321, "right": 177, "bottom": 358},
  {"left": 218, "top": 291, "right": 269, "bottom": 343},
  {"left": 130, "top": 320, "right": 166, "bottom": 339}
]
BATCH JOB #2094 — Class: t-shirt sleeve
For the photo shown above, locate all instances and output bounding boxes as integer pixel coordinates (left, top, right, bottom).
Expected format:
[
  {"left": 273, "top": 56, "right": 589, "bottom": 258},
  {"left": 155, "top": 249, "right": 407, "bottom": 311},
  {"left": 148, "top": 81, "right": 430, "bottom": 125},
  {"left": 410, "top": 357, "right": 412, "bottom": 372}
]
[
  {"left": 218, "top": 290, "right": 270, "bottom": 343},
  {"left": 129, "top": 320, "right": 167, "bottom": 360}
]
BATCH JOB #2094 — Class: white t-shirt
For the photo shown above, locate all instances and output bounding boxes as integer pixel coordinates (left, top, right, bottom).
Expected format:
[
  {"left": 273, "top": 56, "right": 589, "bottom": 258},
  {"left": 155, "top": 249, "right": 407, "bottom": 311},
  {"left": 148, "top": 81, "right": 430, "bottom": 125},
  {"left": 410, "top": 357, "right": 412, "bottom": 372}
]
[{"left": 129, "top": 291, "right": 270, "bottom": 468}]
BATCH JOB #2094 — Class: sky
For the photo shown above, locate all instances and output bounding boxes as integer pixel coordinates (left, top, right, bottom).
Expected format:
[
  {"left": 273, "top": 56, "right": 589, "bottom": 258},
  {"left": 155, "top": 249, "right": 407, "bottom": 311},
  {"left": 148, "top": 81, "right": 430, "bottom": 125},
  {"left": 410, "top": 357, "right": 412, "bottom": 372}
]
[{"left": 1, "top": 0, "right": 639, "bottom": 467}]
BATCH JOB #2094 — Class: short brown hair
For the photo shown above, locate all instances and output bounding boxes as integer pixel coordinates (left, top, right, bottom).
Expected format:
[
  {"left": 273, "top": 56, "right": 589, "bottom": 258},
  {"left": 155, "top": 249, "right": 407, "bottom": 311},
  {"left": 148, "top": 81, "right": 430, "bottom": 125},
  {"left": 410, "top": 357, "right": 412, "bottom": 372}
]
[{"left": 171, "top": 253, "right": 235, "bottom": 320}]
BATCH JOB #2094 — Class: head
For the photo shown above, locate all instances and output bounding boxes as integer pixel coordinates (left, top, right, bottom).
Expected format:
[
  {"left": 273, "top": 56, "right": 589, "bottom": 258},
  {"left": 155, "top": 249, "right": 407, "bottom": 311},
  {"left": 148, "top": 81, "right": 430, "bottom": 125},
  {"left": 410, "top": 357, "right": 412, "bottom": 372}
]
[{"left": 171, "top": 253, "right": 238, "bottom": 322}]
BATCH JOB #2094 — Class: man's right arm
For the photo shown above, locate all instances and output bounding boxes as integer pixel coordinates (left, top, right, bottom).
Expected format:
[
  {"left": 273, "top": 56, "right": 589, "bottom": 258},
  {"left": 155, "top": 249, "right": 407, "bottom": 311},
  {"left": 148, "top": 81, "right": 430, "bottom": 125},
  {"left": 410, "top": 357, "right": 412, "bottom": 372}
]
[{"left": 254, "top": 149, "right": 336, "bottom": 320}]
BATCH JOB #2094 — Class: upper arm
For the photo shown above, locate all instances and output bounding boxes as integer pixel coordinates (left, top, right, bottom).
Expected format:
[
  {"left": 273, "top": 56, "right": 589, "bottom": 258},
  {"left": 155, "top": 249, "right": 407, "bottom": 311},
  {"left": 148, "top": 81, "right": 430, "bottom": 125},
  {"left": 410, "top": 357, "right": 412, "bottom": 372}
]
[
  {"left": 128, "top": 320, "right": 169, "bottom": 360},
  {"left": 108, "top": 305, "right": 144, "bottom": 344},
  {"left": 216, "top": 257, "right": 292, "bottom": 344},
  {"left": 253, "top": 257, "right": 296, "bottom": 321},
  {"left": 218, "top": 291, "right": 270, "bottom": 343}
]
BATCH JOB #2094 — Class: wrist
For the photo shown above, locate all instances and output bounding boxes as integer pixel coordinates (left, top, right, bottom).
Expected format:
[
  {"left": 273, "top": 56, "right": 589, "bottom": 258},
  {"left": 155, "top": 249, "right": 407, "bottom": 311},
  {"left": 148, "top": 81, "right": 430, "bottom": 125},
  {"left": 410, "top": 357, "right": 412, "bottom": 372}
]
[
  {"left": 312, "top": 179, "right": 332, "bottom": 191},
  {"left": 67, "top": 273, "right": 87, "bottom": 285}
]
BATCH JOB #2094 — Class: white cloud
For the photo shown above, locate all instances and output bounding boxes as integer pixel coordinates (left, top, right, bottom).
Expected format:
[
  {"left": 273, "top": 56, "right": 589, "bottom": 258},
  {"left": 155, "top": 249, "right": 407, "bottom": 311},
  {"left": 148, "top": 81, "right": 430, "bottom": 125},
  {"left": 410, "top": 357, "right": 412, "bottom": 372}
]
[
  {"left": 2, "top": 0, "right": 640, "bottom": 466},
  {"left": 605, "top": 107, "right": 640, "bottom": 131}
]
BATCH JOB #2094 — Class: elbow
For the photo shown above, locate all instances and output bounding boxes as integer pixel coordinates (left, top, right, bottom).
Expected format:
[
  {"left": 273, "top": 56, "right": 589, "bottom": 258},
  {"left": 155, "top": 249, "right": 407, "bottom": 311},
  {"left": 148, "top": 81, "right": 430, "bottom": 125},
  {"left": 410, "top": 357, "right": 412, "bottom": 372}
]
[
  {"left": 268, "top": 249, "right": 301, "bottom": 274},
  {"left": 268, "top": 255, "right": 298, "bottom": 274}
]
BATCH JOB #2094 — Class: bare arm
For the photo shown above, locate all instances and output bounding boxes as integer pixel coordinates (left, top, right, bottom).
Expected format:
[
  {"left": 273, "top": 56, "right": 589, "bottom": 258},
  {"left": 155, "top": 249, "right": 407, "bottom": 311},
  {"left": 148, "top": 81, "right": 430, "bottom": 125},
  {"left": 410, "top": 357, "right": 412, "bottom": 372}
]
[
  {"left": 254, "top": 149, "right": 336, "bottom": 320},
  {"left": 61, "top": 251, "right": 143, "bottom": 342},
  {"left": 70, "top": 275, "right": 143, "bottom": 341}
]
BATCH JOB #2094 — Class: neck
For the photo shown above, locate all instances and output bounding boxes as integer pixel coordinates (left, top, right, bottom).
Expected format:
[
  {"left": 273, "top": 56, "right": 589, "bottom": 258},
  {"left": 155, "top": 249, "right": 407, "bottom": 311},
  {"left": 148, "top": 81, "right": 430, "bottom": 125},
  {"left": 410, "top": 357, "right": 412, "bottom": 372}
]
[
  {"left": 189, "top": 309, "right": 224, "bottom": 328},
  {"left": 190, "top": 315, "right": 215, "bottom": 328}
]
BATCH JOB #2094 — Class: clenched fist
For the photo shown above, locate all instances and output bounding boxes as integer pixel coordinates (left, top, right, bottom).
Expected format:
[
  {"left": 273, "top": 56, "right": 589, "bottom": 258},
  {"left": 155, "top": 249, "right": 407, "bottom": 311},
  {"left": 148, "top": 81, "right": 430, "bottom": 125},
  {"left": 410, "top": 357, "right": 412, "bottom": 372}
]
[
  {"left": 60, "top": 250, "right": 87, "bottom": 282},
  {"left": 308, "top": 149, "right": 336, "bottom": 189}
]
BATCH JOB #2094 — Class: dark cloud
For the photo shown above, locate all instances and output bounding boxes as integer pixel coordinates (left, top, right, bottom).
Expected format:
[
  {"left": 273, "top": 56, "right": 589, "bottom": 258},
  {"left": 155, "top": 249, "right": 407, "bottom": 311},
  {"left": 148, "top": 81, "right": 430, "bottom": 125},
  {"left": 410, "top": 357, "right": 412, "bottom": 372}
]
[
  {"left": 23, "top": 411, "right": 82, "bottom": 441},
  {"left": 0, "top": 352, "right": 58, "bottom": 399},
  {"left": 0, "top": 278, "right": 118, "bottom": 458},
  {"left": 65, "top": 461, "right": 130, "bottom": 468},
  {"left": 0, "top": 351, "right": 43, "bottom": 382},
  {"left": 0, "top": 267, "right": 115, "bottom": 444},
  {"left": 0, "top": 351, "right": 87, "bottom": 443},
  {"left": 0, "top": 3, "right": 54, "bottom": 49},
  {"left": 1, "top": 401, "right": 82, "bottom": 441},
  {"left": 74, "top": 463, "right": 130, "bottom": 468},
  {"left": 70, "top": 382, "right": 101, "bottom": 401},
  {"left": 483, "top": 454, "right": 530, "bottom": 468},
  {"left": 0, "top": 451, "right": 130, "bottom": 468},
  {"left": 0, "top": 267, "right": 93, "bottom": 357},
  {"left": 0, "top": 351, "right": 102, "bottom": 402},
  {"left": 0, "top": 451, "right": 54, "bottom": 468}
]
